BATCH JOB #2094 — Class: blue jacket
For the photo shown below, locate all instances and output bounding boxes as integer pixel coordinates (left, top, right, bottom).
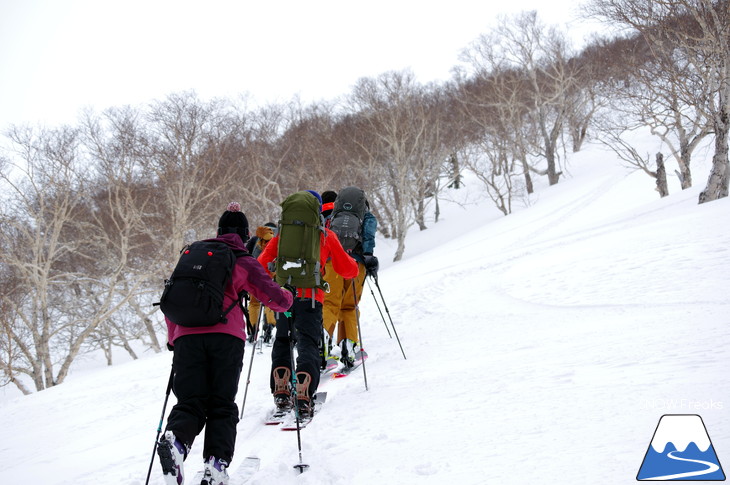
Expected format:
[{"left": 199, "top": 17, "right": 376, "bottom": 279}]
[{"left": 353, "top": 211, "right": 377, "bottom": 264}]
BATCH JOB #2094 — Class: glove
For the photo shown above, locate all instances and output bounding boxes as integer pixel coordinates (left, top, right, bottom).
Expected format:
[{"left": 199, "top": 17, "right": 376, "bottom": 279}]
[
  {"left": 363, "top": 254, "right": 379, "bottom": 278},
  {"left": 282, "top": 283, "right": 296, "bottom": 299},
  {"left": 166, "top": 343, "right": 174, "bottom": 351}
]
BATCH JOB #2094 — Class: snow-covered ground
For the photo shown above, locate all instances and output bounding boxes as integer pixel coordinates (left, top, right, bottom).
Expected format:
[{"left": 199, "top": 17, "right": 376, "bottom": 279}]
[{"left": 0, "top": 139, "right": 728, "bottom": 484}]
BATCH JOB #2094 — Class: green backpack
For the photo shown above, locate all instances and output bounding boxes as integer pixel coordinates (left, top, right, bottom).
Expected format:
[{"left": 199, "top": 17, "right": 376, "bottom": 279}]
[{"left": 275, "top": 191, "right": 327, "bottom": 291}]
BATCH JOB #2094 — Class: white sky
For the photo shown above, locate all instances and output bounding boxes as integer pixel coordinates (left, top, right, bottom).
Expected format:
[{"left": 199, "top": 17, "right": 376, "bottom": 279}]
[{"left": 0, "top": 0, "right": 604, "bottom": 130}]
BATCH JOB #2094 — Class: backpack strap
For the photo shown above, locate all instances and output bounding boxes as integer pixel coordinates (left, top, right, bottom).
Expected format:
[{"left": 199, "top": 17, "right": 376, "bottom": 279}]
[{"left": 220, "top": 249, "right": 253, "bottom": 323}]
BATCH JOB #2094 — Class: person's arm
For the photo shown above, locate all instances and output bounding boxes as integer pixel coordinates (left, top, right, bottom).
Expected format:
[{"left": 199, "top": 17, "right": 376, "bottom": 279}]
[
  {"left": 164, "top": 317, "right": 176, "bottom": 350},
  {"left": 246, "top": 236, "right": 257, "bottom": 254},
  {"left": 362, "top": 212, "right": 377, "bottom": 255},
  {"left": 238, "top": 255, "right": 292, "bottom": 312}
]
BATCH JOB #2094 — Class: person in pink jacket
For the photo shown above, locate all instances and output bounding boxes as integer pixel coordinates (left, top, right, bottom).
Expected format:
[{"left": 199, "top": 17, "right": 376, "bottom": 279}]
[{"left": 157, "top": 202, "right": 293, "bottom": 485}]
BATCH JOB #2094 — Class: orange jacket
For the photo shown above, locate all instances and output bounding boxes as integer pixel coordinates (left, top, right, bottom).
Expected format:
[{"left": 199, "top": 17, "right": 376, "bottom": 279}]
[{"left": 257, "top": 228, "right": 359, "bottom": 303}]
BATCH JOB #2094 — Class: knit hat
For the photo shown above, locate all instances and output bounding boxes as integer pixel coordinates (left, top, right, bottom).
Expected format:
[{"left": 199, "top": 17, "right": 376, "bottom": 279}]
[
  {"left": 321, "top": 191, "right": 337, "bottom": 204},
  {"left": 305, "top": 190, "right": 323, "bottom": 212},
  {"left": 264, "top": 221, "right": 277, "bottom": 237},
  {"left": 321, "top": 190, "right": 337, "bottom": 216},
  {"left": 305, "top": 190, "right": 322, "bottom": 206},
  {"left": 217, "top": 201, "right": 249, "bottom": 242}
]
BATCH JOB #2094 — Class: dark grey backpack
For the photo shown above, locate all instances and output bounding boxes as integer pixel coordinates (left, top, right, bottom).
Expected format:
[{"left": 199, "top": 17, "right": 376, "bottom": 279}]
[{"left": 329, "top": 186, "right": 366, "bottom": 253}]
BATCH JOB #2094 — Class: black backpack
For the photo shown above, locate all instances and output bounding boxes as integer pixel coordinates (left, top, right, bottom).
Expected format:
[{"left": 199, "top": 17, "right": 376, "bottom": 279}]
[
  {"left": 156, "top": 240, "right": 248, "bottom": 327},
  {"left": 329, "top": 186, "right": 367, "bottom": 253}
]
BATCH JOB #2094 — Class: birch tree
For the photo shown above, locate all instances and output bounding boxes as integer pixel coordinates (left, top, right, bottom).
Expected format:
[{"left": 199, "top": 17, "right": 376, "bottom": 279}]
[
  {"left": 142, "top": 91, "right": 243, "bottom": 259},
  {"left": 347, "top": 71, "right": 446, "bottom": 260},
  {"left": 82, "top": 107, "right": 163, "bottom": 354},
  {"left": 462, "top": 11, "right": 577, "bottom": 186},
  {"left": 0, "top": 126, "right": 134, "bottom": 391},
  {"left": 584, "top": 0, "right": 730, "bottom": 202}
]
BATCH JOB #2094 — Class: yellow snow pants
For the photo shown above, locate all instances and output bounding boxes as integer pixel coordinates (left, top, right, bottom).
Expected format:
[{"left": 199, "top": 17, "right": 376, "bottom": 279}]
[{"left": 322, "top": 260, "right": 366, "bottom": 344}]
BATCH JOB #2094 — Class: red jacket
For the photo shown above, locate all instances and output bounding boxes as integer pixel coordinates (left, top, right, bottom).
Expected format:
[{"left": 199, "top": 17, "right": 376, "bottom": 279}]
[
  {"left": 166, "top": 233, "right": 294, "bottom": 346},
  {"left": 257, "top": 228, "right": 359, "bottom": 303}
]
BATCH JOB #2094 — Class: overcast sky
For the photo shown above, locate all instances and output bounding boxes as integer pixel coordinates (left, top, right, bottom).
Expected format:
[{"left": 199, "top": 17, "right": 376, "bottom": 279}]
[{"left": 0, "top": 0, "right": 603, "bottom": 131}]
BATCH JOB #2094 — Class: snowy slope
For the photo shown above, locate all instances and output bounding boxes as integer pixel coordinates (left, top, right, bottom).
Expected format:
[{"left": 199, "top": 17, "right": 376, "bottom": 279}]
[{"left": 0, "top": 141, "right": 728, "bottom": 485}]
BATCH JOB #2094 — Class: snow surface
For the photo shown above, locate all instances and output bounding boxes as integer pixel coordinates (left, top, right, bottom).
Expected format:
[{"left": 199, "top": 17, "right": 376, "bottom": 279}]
[{"left": 0, "top": 140, "right": 728, "bottom": 484}]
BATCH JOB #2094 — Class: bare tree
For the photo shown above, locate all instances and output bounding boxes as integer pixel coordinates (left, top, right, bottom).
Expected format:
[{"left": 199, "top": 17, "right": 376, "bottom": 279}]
[
  {"left": 462, "top": 11, "right": 578, "bottom": 186},
  {"left": 0, "top": 213, "right": 34, "bottom": 394},
  {"left": 455, "top": 68, "right": 537, "bottom": 214},
  {"left": 595, "top": 112, "right": 671, "bottom": 196},
  {"left": 142, "top": 91, "right": 243, "bottom": 259},
  {"left": 81, "top": 106, "right": 163, "bottom": 354},
  {"left": 211, "top": 101, "right": 301, "bottom": 226},
  {"left": 564, "top": 56, "right": 605, "bottom": 153},
  {"left": 347, "top": 71, "right": 447, "bottom": 260},
  {"left": 403, "top": 85, "right": 453, "bottom": 231},
  {"left": 0, "top": 125, "right": 135, "bottom": 391},
  {"left": 584, "top": 0, "right": 730, "bottom": 202},
  {"left": 595, "top": 32, "right": 712, "bottom": 190},
  {"left": 276, "top": 99, "right": 351, "bottom": 195}
]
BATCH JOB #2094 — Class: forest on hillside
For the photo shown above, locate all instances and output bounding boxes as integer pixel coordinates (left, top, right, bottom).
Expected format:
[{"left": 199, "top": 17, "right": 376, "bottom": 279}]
[{"left": 1, "top": 1, "right": 727, "bottom": 394}]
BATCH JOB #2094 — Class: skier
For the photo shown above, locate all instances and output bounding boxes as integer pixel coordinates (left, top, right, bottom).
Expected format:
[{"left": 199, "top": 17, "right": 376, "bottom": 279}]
[
  {"left": 157, "top": 202, "right": 293, "bottom": 485},
  {"left": 318, "top": 190, "right": 338, "bottom": 366},
  {"left": 257, "top": 190, "right": 359, "bottom": 418},
  {"left": 322, "top": 188, "right": 379, "bottom": 367}
]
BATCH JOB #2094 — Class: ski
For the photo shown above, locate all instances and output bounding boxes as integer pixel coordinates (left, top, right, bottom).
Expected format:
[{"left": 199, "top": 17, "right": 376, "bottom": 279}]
[
  {"left": 190, "top": 456, "right": 259, "bottom": 485},
  {"left": 320, "top": 356, "right": 339, "bottom": 375},
  {"left": 264, "top": 404, "right": 292, "bottom": 425},
  {"left": 280, "top": 392, "right": 327, "bottom": 431},
  {"left": 333, "top": 350, "right": 368, "bottom": 378}
]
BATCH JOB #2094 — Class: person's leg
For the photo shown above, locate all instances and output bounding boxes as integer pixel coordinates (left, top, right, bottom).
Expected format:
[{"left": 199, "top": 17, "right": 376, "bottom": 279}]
[
  {"left": 201, "top": 333, "right": 245, "bottom": 463},
  {"left": 339, "top": 263, "right": 366, "bottom": 344},
  {"left": 292, "top": 299, "right": 324, "bottom": 404},
  {"left": 247, "top": 296, "right": 262, "bottom": 336},
  {"left": 322, "top": 260, "right": 344, "bottom": 338},
  {"left": 158, "top": 335, "right": 207, "bottom": 482},
  {"left": 165, "top": 335, "right": 208, "bottom": 448},
  {"left": 270, "top": 311, "right": 293, "bottom": 397}
]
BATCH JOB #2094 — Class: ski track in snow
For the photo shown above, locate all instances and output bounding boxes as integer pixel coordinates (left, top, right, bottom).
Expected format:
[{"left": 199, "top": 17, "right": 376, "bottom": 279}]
[{"left": 0, "top": 141, "right": 728, "bottom": 484}]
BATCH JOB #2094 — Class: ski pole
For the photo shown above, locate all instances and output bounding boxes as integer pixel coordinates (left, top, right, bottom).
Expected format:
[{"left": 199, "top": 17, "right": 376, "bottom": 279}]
[
  {"left": 286, "top": 307, "right": 309, "bottom": 473},
  {"left": 366, "top": 277, "right": 391, "bottom": 338},
  {"left": 145, "top": 365, "right": 174, "bottom": 485},
  {"left": 240, "top": 303, "right": 265, "bottom": 419},
  {"left": 372, "top": 275, "right": 407, "bottom": 360},
  {"left": 242, "top": 293, "right": 257, "bottom": 345},
  {"left": 352, "top": 279, "right": 369, "bottom": 391}
]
